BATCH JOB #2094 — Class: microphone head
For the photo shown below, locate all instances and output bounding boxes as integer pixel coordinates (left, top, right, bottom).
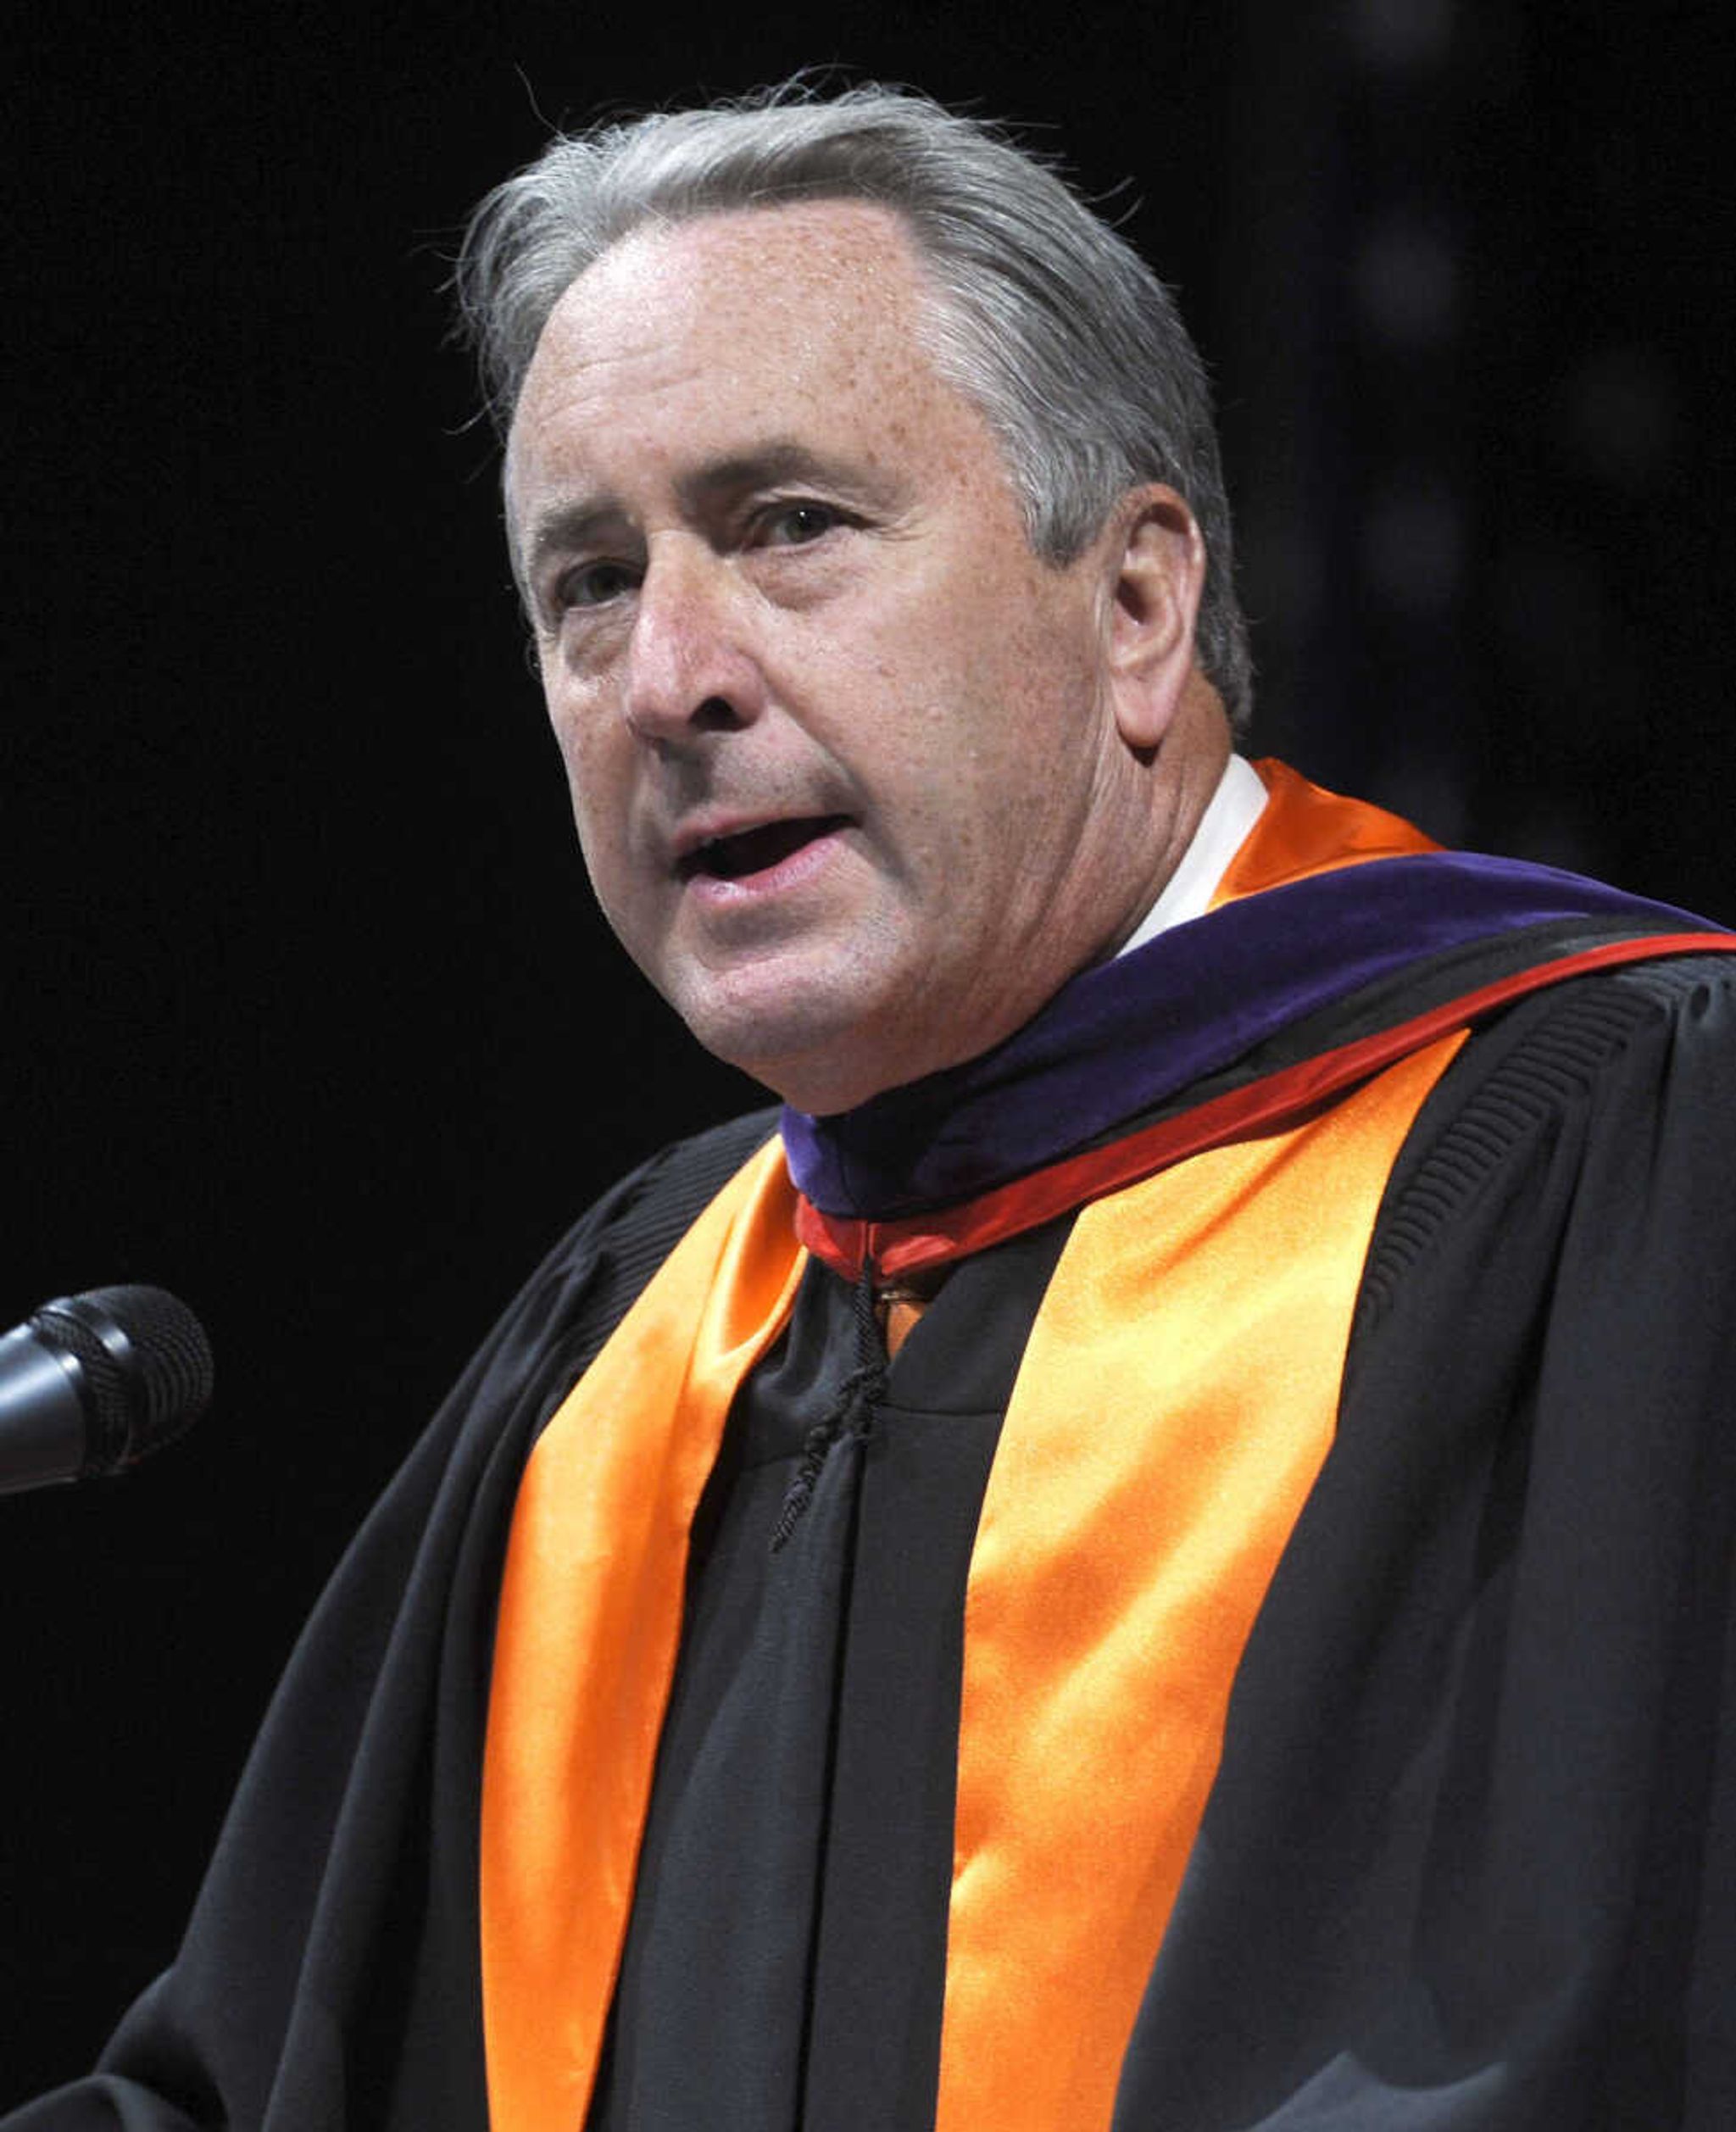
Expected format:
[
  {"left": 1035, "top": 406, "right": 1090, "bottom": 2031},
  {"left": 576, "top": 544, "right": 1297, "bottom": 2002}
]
[{"left": 28, "top": 1286, "right": 214, "bottom": 1478}]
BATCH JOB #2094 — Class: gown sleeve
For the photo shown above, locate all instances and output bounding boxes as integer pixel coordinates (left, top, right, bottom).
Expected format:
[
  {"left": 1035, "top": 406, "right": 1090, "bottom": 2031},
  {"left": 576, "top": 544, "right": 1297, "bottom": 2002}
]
[{"left": 1113, "top": 954, "right": 1736, "bottom": 2129}]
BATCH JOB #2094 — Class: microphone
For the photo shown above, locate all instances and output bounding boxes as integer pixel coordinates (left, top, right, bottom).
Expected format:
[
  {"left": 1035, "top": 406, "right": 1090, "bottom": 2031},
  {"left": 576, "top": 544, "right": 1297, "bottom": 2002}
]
[{"left": 0, "top": 1287, "right": 214, "bottom": 1497}]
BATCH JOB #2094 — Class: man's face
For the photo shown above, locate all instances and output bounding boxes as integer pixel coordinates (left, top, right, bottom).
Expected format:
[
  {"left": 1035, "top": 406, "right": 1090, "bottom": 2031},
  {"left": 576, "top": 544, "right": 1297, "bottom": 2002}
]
[{"left": 507, "top": 201, "right": 1150, "bottom": 1113}]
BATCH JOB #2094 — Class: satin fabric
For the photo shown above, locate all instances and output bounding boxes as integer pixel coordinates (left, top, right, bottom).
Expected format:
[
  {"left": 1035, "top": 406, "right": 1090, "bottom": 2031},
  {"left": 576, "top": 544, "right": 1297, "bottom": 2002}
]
[
  {"left": 1211, "top": 758, "right": 1438, "bottom": 899},
  {"left": 935, "top": 1033, "right": 1465, "bottom": 2129},
  {"left": 480, "top": 1141, "right": 802, "bottom": 2132},
  {"left": 479, "top": 1036, "right": 1466, "bottom": 2130}
]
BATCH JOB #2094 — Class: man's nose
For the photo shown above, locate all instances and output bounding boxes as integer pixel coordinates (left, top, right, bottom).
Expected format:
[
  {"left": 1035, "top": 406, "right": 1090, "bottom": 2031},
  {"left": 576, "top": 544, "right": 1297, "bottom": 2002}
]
[{"left": 622, "top": 541, "right": 763, "bottom": 746}]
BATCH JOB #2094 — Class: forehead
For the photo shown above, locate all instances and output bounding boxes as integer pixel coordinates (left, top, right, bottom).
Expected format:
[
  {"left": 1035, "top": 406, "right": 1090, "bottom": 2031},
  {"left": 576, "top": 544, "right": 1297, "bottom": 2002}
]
[
  {"left": 562, "top": 197, "right": 926, "bottom": 350},
  {"left": 504, "top": 199, "right": 1000, "bottom": 511}
]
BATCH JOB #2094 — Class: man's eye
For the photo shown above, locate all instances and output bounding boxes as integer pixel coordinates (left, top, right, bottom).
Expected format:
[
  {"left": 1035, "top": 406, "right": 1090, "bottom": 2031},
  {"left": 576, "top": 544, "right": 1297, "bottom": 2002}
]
[
  {"left": 554, "top": 559, "right": 639, "bottom": 611},
  {"left": 759, "top": 503, "right": 842, "bottom": 548}
]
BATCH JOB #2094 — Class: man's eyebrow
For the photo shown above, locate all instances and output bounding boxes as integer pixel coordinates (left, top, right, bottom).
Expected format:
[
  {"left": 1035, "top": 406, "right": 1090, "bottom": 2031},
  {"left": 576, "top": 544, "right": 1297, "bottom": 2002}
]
[
  {"left": 518, "top": 498, "right": 627, "bottom": 588},
  {"left": 676, "top": 442, "right": 875, "bottom": 510}
]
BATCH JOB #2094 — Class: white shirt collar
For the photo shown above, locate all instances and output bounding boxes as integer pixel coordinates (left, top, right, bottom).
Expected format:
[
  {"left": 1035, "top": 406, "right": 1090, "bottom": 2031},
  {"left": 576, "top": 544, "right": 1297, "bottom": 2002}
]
[{"left": 1117, "top": 754, "right": 1269, "bottom": 957}]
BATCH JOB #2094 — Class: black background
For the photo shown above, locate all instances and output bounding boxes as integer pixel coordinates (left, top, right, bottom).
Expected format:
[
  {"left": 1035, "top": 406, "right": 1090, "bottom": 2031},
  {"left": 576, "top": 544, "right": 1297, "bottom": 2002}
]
[{"left": 7, "top": 1, "right": 1733, "bottom": 2097}]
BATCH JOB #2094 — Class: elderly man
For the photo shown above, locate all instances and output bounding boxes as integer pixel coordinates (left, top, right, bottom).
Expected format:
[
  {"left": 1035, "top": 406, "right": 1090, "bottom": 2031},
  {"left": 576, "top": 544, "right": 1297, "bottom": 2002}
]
[{"left": 10, "top": 82, "right": 1736, "bottom": 2132}]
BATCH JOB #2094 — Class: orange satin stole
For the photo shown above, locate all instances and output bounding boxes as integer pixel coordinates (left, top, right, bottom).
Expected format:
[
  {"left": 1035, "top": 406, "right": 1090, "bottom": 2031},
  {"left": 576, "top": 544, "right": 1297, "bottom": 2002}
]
[
  {"left": 933, "top": 1031, "right": 1462, "bottom": 2129},
  {"left": 481, "top": 760, "right": 1461, "bottom": 2132},
  {"left": 480, "top": 1038, "right": 1464, "bottom": 2132},
  {"left": 480, "top": 1143, "right": 803, "bottom": 2132},
  {"left": 1216, "top": 756, "right": 1441, "bottom": 899}
]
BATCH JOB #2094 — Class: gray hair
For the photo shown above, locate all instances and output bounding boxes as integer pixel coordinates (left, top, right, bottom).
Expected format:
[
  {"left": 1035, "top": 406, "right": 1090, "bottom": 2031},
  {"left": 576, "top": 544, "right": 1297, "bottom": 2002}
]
[{"left": 453, "top": 82, "right": 1253, "bottom": 730}]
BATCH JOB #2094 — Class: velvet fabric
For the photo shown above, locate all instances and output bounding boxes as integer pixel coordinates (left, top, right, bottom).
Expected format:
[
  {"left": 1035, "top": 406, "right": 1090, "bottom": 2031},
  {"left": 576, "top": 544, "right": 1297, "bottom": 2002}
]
[{"left": 782, "top": 851, "right": 1728, "bottom": 1223}]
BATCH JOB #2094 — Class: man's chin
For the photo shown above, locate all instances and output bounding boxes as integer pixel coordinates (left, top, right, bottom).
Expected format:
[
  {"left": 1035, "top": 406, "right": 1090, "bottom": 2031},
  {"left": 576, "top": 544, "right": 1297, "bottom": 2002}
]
[
  {"left": 668, "top": 953, "right": 1033, "bottom": 1116},
  {"left": 702, "top": 1033, "right": 894, "bottom": 1119},
  {"left": 677, "top": 993, "right": 909, "bottom": 1117}
]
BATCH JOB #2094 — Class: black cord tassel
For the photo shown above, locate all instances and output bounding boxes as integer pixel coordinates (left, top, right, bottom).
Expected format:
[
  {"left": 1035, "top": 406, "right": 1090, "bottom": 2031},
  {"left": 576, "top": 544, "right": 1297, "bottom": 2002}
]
[{"left": 769, "top": 1257, "right": 887, "bottom": 1554}]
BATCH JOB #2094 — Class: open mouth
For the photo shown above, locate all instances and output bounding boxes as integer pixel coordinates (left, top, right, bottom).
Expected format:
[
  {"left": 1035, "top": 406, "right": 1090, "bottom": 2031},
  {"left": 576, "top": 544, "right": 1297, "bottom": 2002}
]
[{"left": 679, "top": 815, "right": 852, "bottom": 882}]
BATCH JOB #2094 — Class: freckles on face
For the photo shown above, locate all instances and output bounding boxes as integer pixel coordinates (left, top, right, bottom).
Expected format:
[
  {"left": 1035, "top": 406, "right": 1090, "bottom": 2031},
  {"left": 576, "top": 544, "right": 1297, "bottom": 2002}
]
[{"left": 504, "top": 201, "right": 1134, "bottom": 1111}]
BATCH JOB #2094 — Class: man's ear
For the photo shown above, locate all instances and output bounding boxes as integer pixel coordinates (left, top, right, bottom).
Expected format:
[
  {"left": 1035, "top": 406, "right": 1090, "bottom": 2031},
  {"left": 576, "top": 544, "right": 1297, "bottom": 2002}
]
[{"left": 1103, "top": 486, "right": 1208, "bottom": 752}]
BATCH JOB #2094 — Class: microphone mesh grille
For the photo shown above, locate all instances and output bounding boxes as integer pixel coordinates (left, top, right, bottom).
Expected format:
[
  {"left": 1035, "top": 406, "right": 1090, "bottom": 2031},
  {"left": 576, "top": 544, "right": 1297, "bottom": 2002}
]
[{"left": 31, "top": 1286, "right": 214, "bottom": 1475}]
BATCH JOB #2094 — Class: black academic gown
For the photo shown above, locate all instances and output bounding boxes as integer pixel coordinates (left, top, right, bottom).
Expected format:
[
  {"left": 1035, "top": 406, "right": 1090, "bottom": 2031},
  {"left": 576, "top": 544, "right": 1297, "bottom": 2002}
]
[{"left": 7, "top": 953, "right": 1736, "bottom": 2129}]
